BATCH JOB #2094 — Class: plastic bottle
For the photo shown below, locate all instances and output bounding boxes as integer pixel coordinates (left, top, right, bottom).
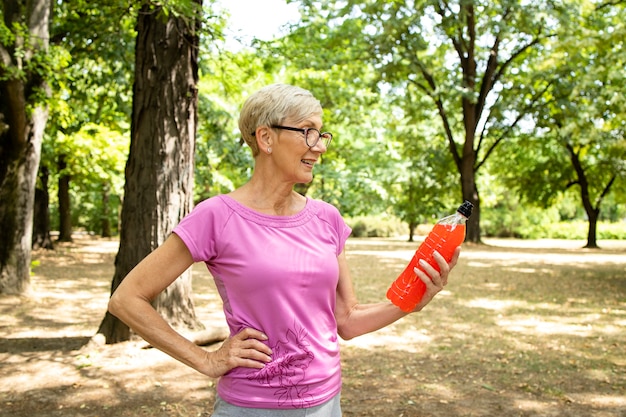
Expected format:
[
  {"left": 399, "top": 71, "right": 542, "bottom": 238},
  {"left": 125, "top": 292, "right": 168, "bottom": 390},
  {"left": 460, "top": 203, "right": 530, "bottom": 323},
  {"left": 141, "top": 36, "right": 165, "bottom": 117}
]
[{"left": 386, "top": 201, "right": 473, "bottom": 312}]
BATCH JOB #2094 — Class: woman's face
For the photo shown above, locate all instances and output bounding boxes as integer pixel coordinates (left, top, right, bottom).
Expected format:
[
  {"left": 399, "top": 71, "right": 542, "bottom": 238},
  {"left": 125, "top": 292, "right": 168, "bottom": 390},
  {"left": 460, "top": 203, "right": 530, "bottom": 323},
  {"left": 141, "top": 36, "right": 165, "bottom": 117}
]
[{"left": 271, "top": 114, "right": 328, "bottom": 185}]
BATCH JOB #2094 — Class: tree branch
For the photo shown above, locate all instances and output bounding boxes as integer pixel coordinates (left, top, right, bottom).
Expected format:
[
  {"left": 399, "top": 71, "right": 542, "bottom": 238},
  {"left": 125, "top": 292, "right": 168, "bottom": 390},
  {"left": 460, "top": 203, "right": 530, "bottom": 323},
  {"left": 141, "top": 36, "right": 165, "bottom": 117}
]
[
  {"left": 476, "top": 79, "right": 553, "bottom": 171},
  {"left": 596, "top": 174, "right": 616, "bottom": 208},
  {"left": 407, "top": 69, "right": 462, "bottom": 171},
  {"left": 596, "top": 0, "right": 626, "bottom": 11}
]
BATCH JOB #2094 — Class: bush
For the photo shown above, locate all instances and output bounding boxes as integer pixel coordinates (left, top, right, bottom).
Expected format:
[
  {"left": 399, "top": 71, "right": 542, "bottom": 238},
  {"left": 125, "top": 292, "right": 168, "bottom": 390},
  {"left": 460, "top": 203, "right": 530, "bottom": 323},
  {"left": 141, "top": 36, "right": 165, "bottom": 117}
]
[
  {"left": 484, "top": 217, "right": 626, "bottom": 240},
  {"left": 539, "top": 221, "right": 626, "bottom": 240},
  {"left": 350, "top": 219, "right": 368, "bottom": 238},
  {"left": 482, "top": 205, "right": 560, "bottom": 238},
  {"left": 346, "top": 215, "right": 406, "bottom": 238},
  {"left": 348, "top": 213, "right": 626, "bottom": 241}
]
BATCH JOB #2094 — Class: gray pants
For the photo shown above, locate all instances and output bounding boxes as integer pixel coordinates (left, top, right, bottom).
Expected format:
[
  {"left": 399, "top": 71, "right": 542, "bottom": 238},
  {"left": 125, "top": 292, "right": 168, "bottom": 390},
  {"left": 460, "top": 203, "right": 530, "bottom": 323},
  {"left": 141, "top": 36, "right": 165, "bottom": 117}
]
[{"left": 211, "top": 394, "right": 342, "bottom": 417}]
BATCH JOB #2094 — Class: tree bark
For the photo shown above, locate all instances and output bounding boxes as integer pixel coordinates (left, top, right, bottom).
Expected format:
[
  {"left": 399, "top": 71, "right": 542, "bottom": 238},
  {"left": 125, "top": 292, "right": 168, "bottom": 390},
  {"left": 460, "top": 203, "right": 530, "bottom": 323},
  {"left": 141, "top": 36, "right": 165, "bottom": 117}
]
[
  {"left": 460, "top": 131, "right": 481, "bottom": 243},
  {"left": 101, "top": 184, "right": 112, "bottom": 238},
  {"left": 408, "top": 221, "right": 416, "bottom": 243},
  {"left": 0, "top": 0, "right": 51, "bottom": 295},
  {"left": 32, "top": 165, "right": 54, "bottom": 250},
  {"left": 565, "top": 142, "right": 602, "bottom": 249},
  {"left": 97, "top": 1, "right": 202, "bottom": 343},
  {"left": 57, "top": 154, "right": 73, "bottom": 242},
  {"left": 585, "top": 212, "right": 599, "bottom": 249}
]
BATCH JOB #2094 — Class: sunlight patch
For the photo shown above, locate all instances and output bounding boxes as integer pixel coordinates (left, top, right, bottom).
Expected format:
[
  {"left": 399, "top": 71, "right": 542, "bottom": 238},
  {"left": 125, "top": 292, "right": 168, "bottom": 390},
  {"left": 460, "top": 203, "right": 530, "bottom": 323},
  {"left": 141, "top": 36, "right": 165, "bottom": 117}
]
[
  {"left": 496, "top": 317, "right": 594, "bottom": 336},
  {"left": 565, "top": 393, "right": 626, "bottom": 407},
  {"left": 341, "top": 327, "right": 432, "bottom": 352},
  {"left": 421, "top": 383, "right": 458, "bottom": 400},
  {"left": 514, "top": 399, "right": 554, "bottom": 411},
  {"left": 464, "top": 298, "right": 527, "bottom": 311}
]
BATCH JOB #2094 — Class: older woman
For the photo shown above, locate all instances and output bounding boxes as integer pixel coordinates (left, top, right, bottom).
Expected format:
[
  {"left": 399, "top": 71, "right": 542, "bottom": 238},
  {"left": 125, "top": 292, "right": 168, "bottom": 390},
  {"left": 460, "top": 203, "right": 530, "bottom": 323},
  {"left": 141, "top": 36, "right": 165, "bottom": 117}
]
[{"left": 108, "top": 83, "right": 460, "bottom": 416}]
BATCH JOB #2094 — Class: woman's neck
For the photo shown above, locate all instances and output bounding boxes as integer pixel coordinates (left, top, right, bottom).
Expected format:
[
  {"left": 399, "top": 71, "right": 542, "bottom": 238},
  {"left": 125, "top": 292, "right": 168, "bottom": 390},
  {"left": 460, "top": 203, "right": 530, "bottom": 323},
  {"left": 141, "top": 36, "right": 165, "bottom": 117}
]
[{"left": 229, "top": 179, "right": 306, "bottom": 216}]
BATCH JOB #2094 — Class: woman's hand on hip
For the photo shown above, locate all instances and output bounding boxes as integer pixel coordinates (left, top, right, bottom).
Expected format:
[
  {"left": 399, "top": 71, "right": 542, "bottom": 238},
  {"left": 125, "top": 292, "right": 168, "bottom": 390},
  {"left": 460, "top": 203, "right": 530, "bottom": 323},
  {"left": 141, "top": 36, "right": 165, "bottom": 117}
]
[{"left": 205, "top": 327, "right": 273, "bottom": 378}]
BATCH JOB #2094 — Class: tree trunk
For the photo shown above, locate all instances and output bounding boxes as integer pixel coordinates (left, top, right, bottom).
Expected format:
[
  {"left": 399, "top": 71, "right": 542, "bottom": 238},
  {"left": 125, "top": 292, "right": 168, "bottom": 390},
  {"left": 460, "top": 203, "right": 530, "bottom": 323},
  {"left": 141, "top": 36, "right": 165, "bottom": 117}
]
[
  {"left": 0, "top": 0, "right": 51, "bottom": 295},
  {"left": 101, "top": 184, "right": 112, "bottom": 238},
  {"left": 460, "top": 130, "right": 481, "bottom": 243},
  {"left": 97, "top": 1, "right": 202, "bottom": 343},
  {"left": 57, "top": 154, "right": 73, "bottom": 242},
  {"left": 565, "top": 142, "right": 602, "bottom": 249},
  {"left": 408, "top": 221, "right": 416, "bottom": 242},
  {"left": 585, "top": 211, "right": 599, "bottom": 249},
  {"left": 32, "top": 165, "right": 54, "bottom": 250},
  {"left": 462, "top": 182, "right": 481, "bottom": 243}
]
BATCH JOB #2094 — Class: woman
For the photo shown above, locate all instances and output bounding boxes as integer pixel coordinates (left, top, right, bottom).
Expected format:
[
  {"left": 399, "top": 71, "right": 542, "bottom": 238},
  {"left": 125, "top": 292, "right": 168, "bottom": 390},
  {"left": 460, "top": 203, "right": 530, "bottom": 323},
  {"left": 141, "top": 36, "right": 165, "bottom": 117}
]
[{"left": 108, "top": 83, "right": 461, "bottom": 416}]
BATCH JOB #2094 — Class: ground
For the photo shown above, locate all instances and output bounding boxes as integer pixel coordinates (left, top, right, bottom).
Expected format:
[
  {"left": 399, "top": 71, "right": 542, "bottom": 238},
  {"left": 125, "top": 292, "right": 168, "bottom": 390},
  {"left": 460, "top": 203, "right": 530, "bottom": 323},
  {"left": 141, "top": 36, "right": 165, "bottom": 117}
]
[{"left": 1, "top": 235, "right": 625, "bottom": 417}]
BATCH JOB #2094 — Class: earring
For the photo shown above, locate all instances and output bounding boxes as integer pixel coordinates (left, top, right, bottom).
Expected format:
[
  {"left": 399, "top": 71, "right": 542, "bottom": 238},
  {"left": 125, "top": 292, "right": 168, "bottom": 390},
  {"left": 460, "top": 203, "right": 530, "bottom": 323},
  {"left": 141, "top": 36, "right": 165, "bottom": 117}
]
[{"left": 267, "top": 147, "right": 272, "bottom": 154}]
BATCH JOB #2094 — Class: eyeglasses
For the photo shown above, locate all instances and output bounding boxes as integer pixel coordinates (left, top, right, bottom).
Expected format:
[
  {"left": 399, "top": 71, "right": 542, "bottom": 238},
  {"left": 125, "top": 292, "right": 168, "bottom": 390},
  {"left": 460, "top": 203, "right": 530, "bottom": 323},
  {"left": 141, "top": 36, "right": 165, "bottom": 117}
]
[{"left": 271, "top": 125, "right": 333, "bottom": 148}]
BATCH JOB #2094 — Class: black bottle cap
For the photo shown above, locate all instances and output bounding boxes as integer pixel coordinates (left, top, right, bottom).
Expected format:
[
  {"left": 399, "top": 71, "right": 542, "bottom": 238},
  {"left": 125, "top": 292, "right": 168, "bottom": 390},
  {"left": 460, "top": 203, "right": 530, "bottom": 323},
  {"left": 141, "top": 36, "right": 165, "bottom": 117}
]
[{"left": 457, "top": 200, "right": 473, "bottom": 218}]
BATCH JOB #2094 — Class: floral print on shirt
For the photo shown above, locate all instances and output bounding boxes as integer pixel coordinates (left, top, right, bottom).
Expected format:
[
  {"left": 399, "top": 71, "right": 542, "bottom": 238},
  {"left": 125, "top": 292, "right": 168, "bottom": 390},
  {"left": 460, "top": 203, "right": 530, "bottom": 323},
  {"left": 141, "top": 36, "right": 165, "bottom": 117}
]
[{"left": 248, "top": 321, "right": 315, "bottom": 408}]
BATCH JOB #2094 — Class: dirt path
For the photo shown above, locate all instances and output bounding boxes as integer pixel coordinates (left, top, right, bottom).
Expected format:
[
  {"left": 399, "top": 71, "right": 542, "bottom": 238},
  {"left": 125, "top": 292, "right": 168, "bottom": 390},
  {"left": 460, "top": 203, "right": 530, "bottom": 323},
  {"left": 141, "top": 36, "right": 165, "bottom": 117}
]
[{"left": 1, "top": 236, "right": 625, "bottom": 416}]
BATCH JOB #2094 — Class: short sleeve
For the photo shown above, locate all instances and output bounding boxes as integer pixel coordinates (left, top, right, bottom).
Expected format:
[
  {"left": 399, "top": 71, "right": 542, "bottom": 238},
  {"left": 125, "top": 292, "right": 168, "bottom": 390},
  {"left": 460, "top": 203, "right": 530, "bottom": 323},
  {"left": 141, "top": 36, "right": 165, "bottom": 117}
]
[
  {"left": 172, "top": 197, "right": 232, "bottom": 262},
  {"left": 311, "top": 199, "right": 352, "bottom": 256}
]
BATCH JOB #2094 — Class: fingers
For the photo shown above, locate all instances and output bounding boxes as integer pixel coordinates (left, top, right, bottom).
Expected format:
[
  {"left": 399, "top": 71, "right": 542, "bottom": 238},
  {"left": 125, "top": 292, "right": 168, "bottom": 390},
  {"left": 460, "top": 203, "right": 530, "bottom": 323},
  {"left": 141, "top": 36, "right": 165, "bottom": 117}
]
[
  {"left": 208, "top": 327, "right": 273, "bottom": 378},
  {"left": 449, "top": 246, "right": 462, "bottom": 268},
  {"left": 235, "top": 327, "right": 272, "bottom": 352},
  {"left": 414, "top": 259, "right": 443, "bottom": 290},
  {"left": 410, "top": 248, "right": 461, "bottom": 313},
  {"left": 414, "top": 249, "right": 460, "bottom": 289},
  {"left": 432, "top": 251, "right": 451, "bottom": 285},
  {"left": 229, "top": 328, "right": 273, "bottom": 364}
]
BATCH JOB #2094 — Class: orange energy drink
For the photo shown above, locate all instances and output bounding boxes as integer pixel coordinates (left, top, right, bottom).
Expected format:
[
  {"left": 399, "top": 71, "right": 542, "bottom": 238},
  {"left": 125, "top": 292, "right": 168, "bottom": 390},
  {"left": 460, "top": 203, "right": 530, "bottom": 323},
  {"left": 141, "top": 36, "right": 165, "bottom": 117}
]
[{"left": 387, "top": 201, "right": 473, "bottom": 312}]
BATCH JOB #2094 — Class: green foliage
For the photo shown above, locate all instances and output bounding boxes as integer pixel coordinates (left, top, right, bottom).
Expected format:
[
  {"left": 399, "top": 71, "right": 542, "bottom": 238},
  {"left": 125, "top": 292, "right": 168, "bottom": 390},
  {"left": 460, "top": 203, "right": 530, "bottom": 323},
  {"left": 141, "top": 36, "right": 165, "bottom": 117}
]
[
  {"left": 346, "top": 215, "right": 405, "bottom": 238},
  {"left": 481, "top": 201, "right": 561, "bottom": 238},
  {"left": 49, "top": 1, "right": 136, "bottom": 131},
  {"left": 151, "top": 0, "right": 203, "bottom": 21},
  {"left": 46, "top": 124, "right": 128, "bottom": 233},
  {"left": 37, "top": 1, "right": 137, "bottom": 235},
  {"left": 389, "top": 109, "right": 461, "bottom": 227},
  {"left": 481, "top": 196, "right": 626, "bottom": 240},
  {"left": 344, "top": 209, "right": 626, "bottom": 240},
  {"left": 0, "top": 13, "right": 64, "bottom": 107},
  {"left": 194, "top": 46, "right": 278, "bottom": 202},
  {"left": 488, "top": 0, "right": 626, "bottom": 245},
  {"left": 284, "top": 0, "right": 580, "bottom": 243},
  {"left": 480, "top": 206, "right": 626, "bottom": 240},
  {"left": 194, "top": 0, "right": 625, "bottom": 241},
  {"left": 539, "top": 221, "right": 626, "bottom": 240},
  {"left": 32, "top": 0, "right": 625, "bottom": 242}
]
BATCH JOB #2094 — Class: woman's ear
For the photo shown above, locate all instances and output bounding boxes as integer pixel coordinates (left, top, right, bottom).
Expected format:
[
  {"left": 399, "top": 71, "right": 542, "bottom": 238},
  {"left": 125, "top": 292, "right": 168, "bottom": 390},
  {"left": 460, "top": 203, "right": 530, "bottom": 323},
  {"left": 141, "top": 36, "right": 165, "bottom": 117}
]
[{"left": 255, "top": 126, "right": 273, "bottom": 154}]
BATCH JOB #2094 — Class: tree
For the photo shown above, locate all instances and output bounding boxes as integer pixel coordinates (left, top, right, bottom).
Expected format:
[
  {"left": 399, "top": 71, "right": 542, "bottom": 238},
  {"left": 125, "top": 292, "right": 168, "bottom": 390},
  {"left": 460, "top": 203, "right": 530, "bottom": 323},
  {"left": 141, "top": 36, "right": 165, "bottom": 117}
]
[
  {"left": 0, "top": 0, "right": 52, "bottom": 294},
  {"left": 289, "top": 0, "right": 569, "bottom": 242},
  {"left": 547, "top": 1, "right": 625, "bottom": 248},
  {"left": 49, "top": 124, "right": 128, "bottom": 237},
  {"left": 56, "top": 153, "right": 72, "bottom": 241},
  {"left": 255, "top": 27, "right": 403, "bottom": 217},
  {"left": 498, "top": 1, "right": 626, "bottom": 248},
  {"left": 32, "top": 165, "right": 53, "bottom": 249},
  {"left": 193, "top": 48, "right": 269, "bottom": 202},
  {"left": 97, "top": 0, "right": 203, "bottom": 343},
  {"left": 391, "top": 119, "right": 459, "bottom": 241},
  {"left": 40, "top": 0, "right": 135, "bottom": 240}
]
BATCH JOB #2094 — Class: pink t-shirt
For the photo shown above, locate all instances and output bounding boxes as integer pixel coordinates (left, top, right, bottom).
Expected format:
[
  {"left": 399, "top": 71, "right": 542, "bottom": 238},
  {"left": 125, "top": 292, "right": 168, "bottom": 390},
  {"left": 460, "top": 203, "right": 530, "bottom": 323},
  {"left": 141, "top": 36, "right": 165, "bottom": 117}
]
[{"left": 172, "top": 194, "right": 352, "bottom": 409}]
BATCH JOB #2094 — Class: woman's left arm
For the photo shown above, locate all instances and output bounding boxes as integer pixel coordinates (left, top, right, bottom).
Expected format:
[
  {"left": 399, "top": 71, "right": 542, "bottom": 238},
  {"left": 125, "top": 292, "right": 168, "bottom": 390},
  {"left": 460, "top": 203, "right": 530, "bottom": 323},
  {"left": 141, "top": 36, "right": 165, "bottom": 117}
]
[{"left": 334, "top": 247, "right": 461, "bottom": 340}]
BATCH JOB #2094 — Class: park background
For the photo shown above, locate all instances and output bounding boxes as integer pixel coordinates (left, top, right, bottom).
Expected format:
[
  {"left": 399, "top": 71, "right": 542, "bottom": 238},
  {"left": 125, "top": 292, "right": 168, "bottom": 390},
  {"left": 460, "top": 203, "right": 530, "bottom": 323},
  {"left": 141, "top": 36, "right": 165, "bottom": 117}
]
[{"left": 1, "top": 0, "right": 625, "bottom": 416}]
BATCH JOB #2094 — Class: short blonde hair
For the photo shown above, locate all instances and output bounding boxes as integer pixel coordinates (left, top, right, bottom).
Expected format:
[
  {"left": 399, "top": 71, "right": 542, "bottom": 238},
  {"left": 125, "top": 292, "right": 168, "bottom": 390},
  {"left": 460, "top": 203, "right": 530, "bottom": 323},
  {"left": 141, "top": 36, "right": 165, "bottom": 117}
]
[{"left": 239, "top": 84, "right": 323, "bottom": 156}]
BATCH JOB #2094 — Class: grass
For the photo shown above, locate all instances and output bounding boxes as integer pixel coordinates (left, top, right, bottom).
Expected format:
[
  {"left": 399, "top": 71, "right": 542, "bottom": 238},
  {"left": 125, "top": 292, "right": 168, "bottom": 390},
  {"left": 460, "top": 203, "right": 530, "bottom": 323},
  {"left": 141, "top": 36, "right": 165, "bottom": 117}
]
[
  {"left": 1, "top": 235, "right": 624, "bottom": 417},
  {"left": 339, "top": 237, "right": 626, "bottom": 416}
]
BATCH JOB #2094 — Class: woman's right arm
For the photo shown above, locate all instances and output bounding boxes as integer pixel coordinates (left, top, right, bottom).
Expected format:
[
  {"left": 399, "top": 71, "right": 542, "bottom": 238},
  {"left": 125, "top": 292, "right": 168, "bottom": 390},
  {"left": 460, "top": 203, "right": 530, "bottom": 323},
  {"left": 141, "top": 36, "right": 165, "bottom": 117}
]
[{"left": 108, "top": 233, "right": 273, "bottom": 378}]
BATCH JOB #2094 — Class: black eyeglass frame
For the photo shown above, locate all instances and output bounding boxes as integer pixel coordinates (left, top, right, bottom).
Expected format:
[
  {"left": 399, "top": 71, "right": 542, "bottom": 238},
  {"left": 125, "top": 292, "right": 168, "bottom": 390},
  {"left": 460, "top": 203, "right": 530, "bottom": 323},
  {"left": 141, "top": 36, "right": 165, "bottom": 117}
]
[{"left": 269, "top": 125, "right": 333, "bottom": 148}]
